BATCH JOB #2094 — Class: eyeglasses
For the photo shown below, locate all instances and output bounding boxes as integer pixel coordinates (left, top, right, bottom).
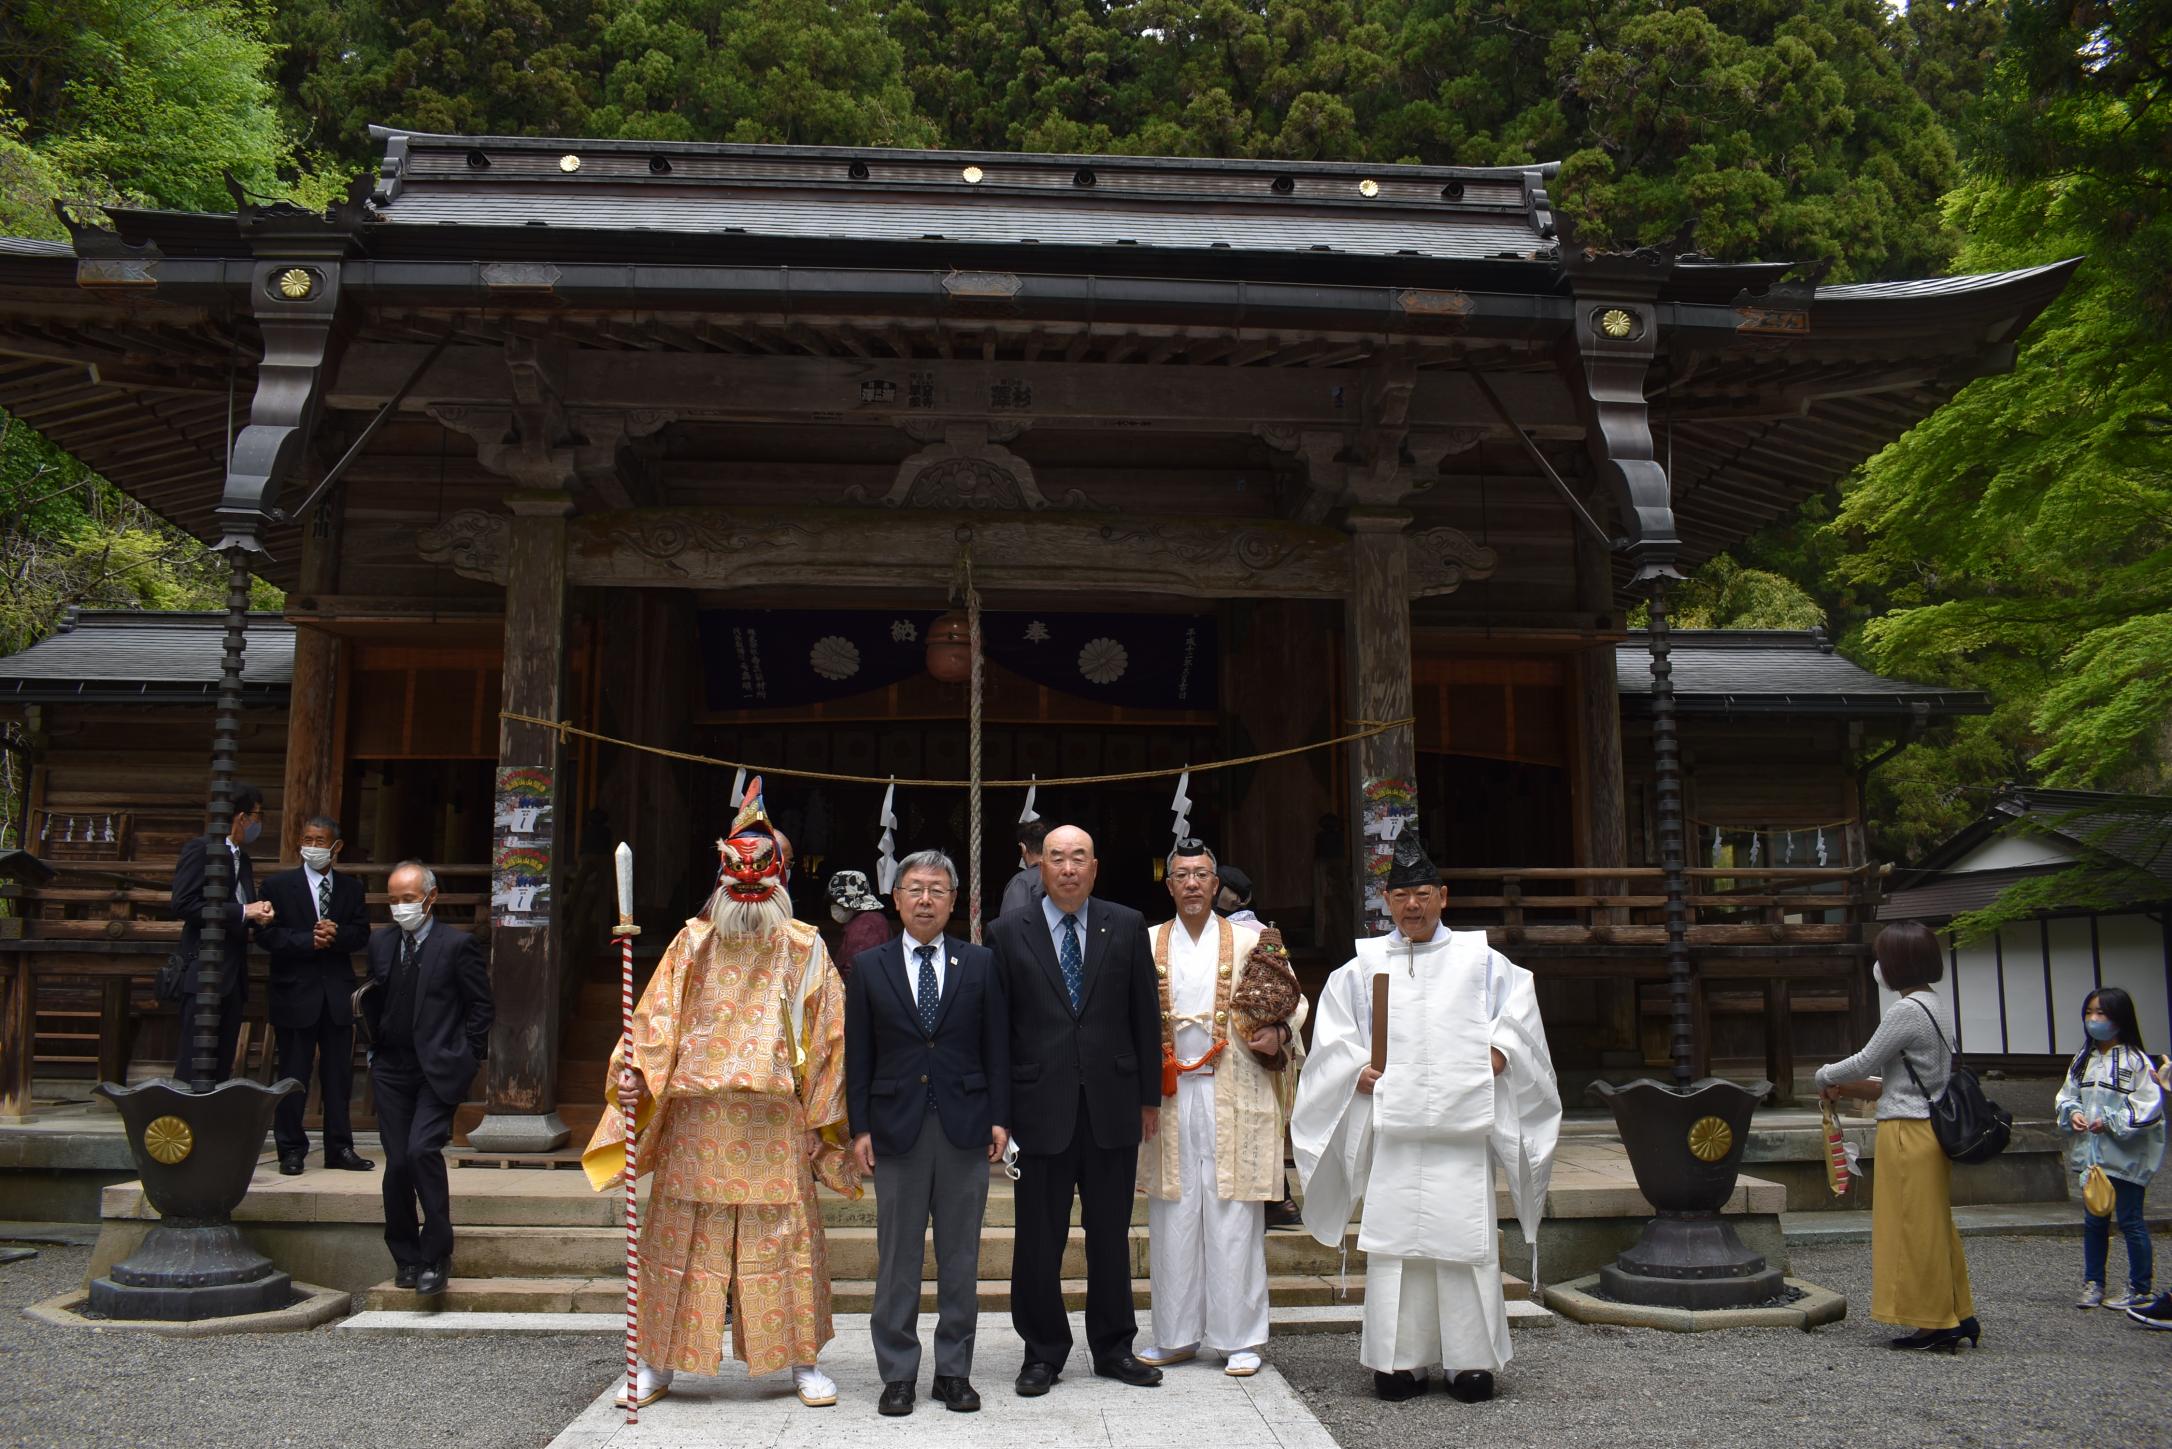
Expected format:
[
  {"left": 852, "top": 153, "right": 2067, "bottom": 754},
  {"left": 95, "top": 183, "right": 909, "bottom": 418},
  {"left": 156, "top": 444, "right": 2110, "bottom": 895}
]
[
  {"left": 899, "top": 885, "right": 954, "bottom": 900},
  {"left": 1169, "top": 869, "right": 1217, "bottom": 883}
]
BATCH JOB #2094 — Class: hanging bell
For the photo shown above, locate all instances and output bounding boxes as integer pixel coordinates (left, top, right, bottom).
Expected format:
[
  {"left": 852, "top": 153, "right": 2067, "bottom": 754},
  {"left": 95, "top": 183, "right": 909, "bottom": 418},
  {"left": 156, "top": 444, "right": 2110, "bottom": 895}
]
[{"left": 925, "top": 611, "right": 975, "bottom": 683}]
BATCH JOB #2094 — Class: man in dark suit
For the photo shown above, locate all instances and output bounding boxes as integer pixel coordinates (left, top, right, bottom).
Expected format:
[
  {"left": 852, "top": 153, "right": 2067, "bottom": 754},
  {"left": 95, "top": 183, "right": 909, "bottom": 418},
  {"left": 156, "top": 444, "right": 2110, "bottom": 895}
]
[
  {"left": 846, "top": 849, "right": 1010, "bottom": 1417},
  {"left": 258, "top": 814, "right": 373, "bottom": 1175},
  {"left": 168, "top": 784, "right": 273, "bottom": 1081},
  {"left": 988, "top": 823, "right": 1164, "bottom": 1396},
  {"left": 360, "top": 860, "right": 494, "bottom": 1297}
]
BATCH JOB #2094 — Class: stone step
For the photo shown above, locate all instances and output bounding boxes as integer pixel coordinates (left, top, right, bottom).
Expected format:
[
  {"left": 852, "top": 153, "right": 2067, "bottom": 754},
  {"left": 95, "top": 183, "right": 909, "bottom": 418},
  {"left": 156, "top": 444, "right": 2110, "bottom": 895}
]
[
  {"left": 436, "top": 1223, "right": 1383, "bottom": 1281},
  {"left": 360, "top": 1271, "right": 1531, "bottom": 1315}
]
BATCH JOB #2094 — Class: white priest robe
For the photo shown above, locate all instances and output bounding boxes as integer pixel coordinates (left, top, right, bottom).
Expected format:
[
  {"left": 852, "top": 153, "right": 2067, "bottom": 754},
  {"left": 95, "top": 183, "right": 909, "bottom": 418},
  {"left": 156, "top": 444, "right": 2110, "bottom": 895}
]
[{"left": 1289, "top": 925, "right": 1560, "bottom": 1374}]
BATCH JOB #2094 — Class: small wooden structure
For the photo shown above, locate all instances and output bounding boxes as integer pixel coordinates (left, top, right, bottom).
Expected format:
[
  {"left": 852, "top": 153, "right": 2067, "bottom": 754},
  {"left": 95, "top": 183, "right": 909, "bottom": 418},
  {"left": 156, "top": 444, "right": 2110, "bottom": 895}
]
[{"left": 0, "top": 131, "right": 2070, "bottom": 1132}]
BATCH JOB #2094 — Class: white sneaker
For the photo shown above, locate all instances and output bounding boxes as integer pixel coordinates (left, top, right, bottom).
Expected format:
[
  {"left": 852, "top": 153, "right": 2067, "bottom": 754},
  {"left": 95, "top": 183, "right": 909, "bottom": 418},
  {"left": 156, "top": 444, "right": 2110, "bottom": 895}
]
[
  {"left": 614, "top": 1363, "right": 673, "bottom": 1408},
  {"left": 794, "top": 1365, "right": 838, "bottom": 1407},
  {"left": 2105, "top": 1289, "right": 2152, "bottom": 1311},
  {"left": 2078, "top": 1281, "right": 2105, "bottom": 1309},
  {"left": 1224, "top": 1350, "right": 1263, "bottom": 1377},
  {"left": 1137, "top": 1343, "right": 1197, "bottom": 1367}
]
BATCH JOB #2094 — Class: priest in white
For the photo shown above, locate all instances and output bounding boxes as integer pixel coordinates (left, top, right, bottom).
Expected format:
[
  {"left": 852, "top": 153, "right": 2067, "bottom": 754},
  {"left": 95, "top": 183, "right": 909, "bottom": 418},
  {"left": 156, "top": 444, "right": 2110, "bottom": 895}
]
[
  {"left": 1137, "top": 840, "right": 1307, "bottom": 1378},
  {"left": 1291, "top": 830, "right": 1560, "bottom": 1403}
]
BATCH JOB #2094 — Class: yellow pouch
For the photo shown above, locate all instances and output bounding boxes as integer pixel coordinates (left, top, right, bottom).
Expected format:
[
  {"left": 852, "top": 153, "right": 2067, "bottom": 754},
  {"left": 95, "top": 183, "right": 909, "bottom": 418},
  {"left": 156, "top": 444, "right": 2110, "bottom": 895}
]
[{"left": 2081, "top": 1163, "right": 2115, "bottom": 1218}]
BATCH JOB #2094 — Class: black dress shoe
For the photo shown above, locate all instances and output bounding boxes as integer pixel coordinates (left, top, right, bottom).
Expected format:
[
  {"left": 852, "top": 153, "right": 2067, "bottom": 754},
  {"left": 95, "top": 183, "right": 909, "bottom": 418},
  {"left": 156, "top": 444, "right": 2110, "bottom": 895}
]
[
  {"left": 931, "top": 1376, "right": 980, "bottom": 1412},
  {"left": 1014, "top": 1362, "right": 1058, "bottom": 1397},
  {"left": 414, "top": 1263, "right": 448, "bottom": 1296},
  {"left": 877, "top": 1381, "right": 914, "bottom": 1416},
  {"left": 1091, "top": 1354, "right": 1163, "bottom": 1388},
  {"left": 326, "top": 1147, "right": 374, "bottom": 1171},
  {"left": 1373, "top": 1369, "right": 1427, "bottom": 1402},
  {"left": 1265, "top": 1193, "right": 1303, "bottom": 1229},
  {"left": 278, "top": 1152, "right": 305, "bottom": 1176},
  {"left": 1445, "top": 1370, "right": 1494, "bottom": 1403},
  {"left": 393, "top": 1263, "right": 418, "bottom": 1290}
]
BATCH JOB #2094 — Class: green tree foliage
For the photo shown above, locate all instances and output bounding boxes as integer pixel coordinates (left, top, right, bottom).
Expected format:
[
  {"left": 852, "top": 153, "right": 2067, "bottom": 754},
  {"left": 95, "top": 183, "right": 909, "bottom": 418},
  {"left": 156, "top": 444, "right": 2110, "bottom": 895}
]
[
  {"left": 1832, "top": 1, "right": 2172, "bottom": 859},
  {"left": 1632, "top": 554, "right": 1826, "bottom": 630}
]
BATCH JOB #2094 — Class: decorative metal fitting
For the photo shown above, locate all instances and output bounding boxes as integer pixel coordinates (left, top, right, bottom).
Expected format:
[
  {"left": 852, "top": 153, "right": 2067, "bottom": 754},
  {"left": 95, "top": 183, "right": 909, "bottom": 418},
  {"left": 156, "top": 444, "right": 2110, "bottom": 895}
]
[
  {"left": 1359, "top": 179, "right": 1380, "bottom": 198},
  {"left": 1687, "top": 1115, "right": 1733, "bottom": 1162},
  {"left": 144, "top": 1115, "right": 195, "bottom": 1164},
  {"left": 1596, "top": 306, "right": 1641, "bottom": 341},
  {"left": 559, "top": 154, "right": 582, "bottom": 173},
  {"left": 961, "top": 165, "right": 985, "bottom": 184},
  {"left": 271, "top": 266, "right": 316, "bottom": 301}
]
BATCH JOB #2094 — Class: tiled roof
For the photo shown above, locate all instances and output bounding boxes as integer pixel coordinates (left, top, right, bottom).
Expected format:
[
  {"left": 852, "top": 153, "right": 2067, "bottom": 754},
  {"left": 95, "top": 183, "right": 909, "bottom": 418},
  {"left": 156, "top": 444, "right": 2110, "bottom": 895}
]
[
  {"left": 1614, "top": 631, "right": 1989, "bottom": 717},
  {"left": 0, "top": 610, "right": 293, "bottom": 698}
]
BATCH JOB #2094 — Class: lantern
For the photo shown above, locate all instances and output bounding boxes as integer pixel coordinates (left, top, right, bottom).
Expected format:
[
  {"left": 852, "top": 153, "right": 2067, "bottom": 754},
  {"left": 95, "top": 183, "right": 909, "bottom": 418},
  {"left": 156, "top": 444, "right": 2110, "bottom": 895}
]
[{"left": 925, "top": 611, "right": 975, "bottom": 682}]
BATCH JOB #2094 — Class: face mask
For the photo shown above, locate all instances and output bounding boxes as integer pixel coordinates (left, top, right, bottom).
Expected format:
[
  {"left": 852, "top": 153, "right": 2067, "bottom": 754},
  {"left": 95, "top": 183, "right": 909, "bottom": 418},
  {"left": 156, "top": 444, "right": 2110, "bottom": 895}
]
[
  {"left": 391, "top": 902, "right": 429, "bottom": 933},
  {"left": 239, "top": 817, "right": 263, "bottom": 846},
  {"left": 2086, "top": 1017, "right": 2119, "bottom": 1043},
  {"left": 1871, "top": 962, "right": 1888, "bottom": 991},
  {"left": 300, "top": 846, "right": 333, "bottom": 872}
]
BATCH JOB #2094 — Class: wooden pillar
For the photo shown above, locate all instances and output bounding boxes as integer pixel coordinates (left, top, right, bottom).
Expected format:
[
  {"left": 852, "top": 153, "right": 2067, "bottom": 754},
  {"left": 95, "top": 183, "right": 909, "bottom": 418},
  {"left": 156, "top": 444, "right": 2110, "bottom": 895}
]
[
  {"left": 469, "top": 495, "right": 572, "bottom": 1151},
  {"left": 1573, "top": 502, "right": 1628, "bottom": 873},
  {"left": 1346, "top": 514, "right": 1417, "bottom": 936},
  {"left": 0, "top": 960, "right": 29, "bottom": 1122},
  {"left": 281, "top": 501, "right": 344, "bottom": 855}
]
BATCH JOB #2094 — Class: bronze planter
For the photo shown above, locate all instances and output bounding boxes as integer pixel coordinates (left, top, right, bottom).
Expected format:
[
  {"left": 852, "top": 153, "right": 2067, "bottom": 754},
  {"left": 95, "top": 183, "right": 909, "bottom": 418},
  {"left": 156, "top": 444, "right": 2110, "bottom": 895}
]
[
  {"left": 88, "top": 1077, "right": 299, "bottom": 1320},
  {"left": 1589, "top": 1076, "right": 1784, "bottom": 1310}
]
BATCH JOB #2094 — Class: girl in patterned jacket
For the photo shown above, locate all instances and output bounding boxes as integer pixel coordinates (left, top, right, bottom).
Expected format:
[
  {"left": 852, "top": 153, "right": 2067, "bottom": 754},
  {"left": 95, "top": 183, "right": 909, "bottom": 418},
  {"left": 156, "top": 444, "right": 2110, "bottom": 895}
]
[{"left": 2055, "top": 987, "right": 2167, "bottom": 1311}]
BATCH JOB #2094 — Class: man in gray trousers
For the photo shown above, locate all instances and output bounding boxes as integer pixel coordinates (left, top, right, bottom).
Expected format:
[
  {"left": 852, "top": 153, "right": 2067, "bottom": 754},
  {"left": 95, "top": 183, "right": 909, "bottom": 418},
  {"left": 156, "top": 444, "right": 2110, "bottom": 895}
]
[{"left": 845, "top": 849, "right": 1011, "bottom": 1416}]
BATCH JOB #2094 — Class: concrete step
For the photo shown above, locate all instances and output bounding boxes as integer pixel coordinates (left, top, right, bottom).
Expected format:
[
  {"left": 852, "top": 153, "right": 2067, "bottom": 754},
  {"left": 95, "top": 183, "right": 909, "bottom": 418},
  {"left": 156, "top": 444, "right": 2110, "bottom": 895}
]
[
  {"left": 361, "top": 1271, "right": 1530, "bottom": 1315},
  {"left": 438, "top": 1223, "right": 1380, "bottom": 1281}
]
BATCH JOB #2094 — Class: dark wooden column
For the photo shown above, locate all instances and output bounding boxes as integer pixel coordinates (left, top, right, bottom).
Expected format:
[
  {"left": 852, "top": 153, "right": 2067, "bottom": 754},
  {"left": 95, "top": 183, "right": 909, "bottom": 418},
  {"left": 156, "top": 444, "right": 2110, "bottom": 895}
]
[
  {"left": 468, "top": 491, "right": 573, "bottom": 1151},
  {"left": 1346, "top": 511, "right": 1418, "bottom": 936},
  {"left": 280, "top": 501, "right": 344, "bottom": 855},
  {"left": 1573, "top": 515, "right": 1629, "bottom": 872}
]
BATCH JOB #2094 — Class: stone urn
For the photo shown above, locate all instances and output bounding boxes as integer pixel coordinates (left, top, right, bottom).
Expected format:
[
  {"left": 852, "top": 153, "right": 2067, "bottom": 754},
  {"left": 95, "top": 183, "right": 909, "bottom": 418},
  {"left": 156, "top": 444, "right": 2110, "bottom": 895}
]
[
  {"left": 89, "top": 1076, "right": 298, "bottom": 1320},
  {"left": 1588, "top": 1076, "right": 1784, "bottom": 1309}
]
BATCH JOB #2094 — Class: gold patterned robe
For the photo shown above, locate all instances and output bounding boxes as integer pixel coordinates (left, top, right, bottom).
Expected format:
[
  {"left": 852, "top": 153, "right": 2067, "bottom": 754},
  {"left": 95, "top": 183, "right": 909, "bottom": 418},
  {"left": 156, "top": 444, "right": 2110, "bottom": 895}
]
[
  {"left": 584, "top": 915, "right": 860, "bottom": 1376},
  {"left": 1138, "top": 916, "right": 1309, "bottom": 1202}
]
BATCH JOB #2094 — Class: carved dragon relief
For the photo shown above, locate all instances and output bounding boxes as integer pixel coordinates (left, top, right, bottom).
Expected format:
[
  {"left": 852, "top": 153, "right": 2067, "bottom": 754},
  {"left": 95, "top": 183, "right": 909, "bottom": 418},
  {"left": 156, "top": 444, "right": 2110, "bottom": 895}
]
[
  {"left": 417, "top": 509, "right": 512, "bottom": 583},
  {"left": 1407, "top": 525, "right": 1500, "bottom": 596},
  {"left": 842, "top": 422, "right": 1105, "bottom": 511}
]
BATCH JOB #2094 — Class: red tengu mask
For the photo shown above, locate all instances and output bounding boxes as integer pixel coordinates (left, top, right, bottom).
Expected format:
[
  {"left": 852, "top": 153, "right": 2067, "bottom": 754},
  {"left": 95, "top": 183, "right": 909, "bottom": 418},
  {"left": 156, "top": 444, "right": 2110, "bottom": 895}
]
[{"left": 716, "top": 830, "right": 781, "bottom": 901}]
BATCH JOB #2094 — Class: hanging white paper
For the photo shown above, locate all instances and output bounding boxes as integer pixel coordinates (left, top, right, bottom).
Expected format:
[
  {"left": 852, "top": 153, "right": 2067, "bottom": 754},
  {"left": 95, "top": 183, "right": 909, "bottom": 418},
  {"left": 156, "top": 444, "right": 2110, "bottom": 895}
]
[
  {"left": 729, "top": 767, "right": 747, "bottom": 809},
  {"left": 875, "top": 781, "right": 899, "bottom": 893},
  {"left": 1816, "top": 827, "right": 1829, "bottom": 867},
  {"left": 1169, "top": 769, "right": 1192, "bottom": 842},
  {"left": 1019, "top": 776, "right": 1040, "bottom": 824}
]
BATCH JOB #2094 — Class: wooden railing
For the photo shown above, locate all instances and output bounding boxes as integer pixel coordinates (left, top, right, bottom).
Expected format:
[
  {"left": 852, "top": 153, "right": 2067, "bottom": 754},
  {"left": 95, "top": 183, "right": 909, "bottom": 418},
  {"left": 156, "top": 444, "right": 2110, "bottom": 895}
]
[
  {"left": 0, "top": 860, "right": 491, "bottom": 1118},
  {"left": 1435, "top": 863, "right": 1886, "bottom": 951}
]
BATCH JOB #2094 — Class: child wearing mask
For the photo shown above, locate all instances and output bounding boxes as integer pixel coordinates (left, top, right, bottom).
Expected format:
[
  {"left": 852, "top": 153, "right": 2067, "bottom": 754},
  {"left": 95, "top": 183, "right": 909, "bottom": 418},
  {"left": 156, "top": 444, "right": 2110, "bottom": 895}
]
[{"left": 2055, "top": 987, "right": 2166, "bottom": 1310}]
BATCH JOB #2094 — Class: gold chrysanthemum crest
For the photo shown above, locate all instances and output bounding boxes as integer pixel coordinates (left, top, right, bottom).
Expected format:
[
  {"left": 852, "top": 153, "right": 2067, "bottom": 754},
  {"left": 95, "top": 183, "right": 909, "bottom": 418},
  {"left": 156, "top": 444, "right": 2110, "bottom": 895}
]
[
  {"left": 143, "top": 1115, "right": 194, "bottom": 1165},
  {"left": 1686, "top": 1115, "right": 1733, "bottom": 1163}
]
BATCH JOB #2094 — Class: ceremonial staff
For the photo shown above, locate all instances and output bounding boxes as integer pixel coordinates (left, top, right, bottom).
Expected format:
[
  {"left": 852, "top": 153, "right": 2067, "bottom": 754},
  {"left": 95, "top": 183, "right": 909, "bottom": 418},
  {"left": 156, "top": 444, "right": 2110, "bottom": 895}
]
[{"left": 613, "top": 842, "right": 642, "bottom": 1424}]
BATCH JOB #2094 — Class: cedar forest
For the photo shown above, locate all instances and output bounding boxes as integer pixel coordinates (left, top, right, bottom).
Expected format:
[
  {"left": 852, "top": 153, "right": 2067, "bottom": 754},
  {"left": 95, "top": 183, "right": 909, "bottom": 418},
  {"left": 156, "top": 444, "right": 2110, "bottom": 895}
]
[{"left": 0, "top": 0, "right": 2162, "bottom": 917}]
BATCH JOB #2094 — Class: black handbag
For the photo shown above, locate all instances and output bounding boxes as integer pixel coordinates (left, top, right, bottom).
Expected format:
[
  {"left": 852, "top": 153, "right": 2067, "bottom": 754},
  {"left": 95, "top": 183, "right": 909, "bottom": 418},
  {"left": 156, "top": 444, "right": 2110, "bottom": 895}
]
[
  {"left": 155, "top": 951, "right": 187, "bottom": 1004},
  {"left": 1901, "top": 997, "right": 2012, "bottom": 1164}
]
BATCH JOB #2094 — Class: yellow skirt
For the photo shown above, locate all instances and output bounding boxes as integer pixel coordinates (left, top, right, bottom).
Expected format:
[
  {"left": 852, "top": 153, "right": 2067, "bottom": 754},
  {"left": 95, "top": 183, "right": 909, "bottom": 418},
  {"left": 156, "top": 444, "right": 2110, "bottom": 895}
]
[{"left": 1870, "top": 1118, "right": 1976, "bottom": 1330}]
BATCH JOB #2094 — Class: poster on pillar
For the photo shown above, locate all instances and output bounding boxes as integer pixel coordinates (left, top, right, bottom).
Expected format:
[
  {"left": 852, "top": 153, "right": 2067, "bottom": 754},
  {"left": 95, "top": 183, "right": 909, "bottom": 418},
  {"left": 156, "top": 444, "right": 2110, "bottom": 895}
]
[
  {"left": 492, "top": 765, "right": 553, "bottom": 928},
  {"left": 1359, "top": 777, "right": 1417, "bottom": 934}
]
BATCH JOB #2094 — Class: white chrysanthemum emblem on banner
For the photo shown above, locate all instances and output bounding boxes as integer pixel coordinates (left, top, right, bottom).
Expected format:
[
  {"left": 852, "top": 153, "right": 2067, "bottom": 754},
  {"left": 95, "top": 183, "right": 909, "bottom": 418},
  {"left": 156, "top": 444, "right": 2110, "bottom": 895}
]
[
  {"left": 1078, "top": 637, "right": 1128, "bottom": 684},
  {"left": 809, "top": 636, "right": 861, "bottom": 680}
]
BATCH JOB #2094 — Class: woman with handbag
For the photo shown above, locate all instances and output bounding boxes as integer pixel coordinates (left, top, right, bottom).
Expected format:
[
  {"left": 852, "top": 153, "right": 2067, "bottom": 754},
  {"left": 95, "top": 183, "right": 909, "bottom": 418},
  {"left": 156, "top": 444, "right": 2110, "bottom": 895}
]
[
  {"left": 2054, "top": 987, "right": 2166, "bottom": 1311},
  {"left": 1815, "top": 921, "right": 1980, "bottom": 1351}
]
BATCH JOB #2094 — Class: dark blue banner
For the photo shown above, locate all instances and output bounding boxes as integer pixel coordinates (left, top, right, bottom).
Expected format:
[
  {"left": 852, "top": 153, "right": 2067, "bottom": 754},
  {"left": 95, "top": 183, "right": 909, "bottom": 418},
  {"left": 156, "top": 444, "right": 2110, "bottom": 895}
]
[{"left": 699, "top": 609, "right": 1217, "bottom": 711}]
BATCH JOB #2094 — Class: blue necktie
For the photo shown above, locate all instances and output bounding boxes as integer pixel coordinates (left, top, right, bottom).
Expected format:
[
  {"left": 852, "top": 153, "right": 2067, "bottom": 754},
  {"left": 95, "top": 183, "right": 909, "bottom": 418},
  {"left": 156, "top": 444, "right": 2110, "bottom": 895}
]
[
  {"left": 916, "top": 945, "right": 940, "bottom": 1106},
  {"left": 1058, "top": 913, "right": 1084, "bottom": 1013},
  {"left": 915, "top": 945, "right": 940, "bottom": 1036}
]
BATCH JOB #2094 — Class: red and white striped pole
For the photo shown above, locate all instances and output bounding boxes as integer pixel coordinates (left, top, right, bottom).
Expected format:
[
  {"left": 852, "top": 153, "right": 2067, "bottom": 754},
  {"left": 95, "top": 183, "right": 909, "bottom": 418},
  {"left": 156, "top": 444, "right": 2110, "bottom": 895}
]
[{"left": 613, "top": 842, "right": 642, "bottom": 1424}]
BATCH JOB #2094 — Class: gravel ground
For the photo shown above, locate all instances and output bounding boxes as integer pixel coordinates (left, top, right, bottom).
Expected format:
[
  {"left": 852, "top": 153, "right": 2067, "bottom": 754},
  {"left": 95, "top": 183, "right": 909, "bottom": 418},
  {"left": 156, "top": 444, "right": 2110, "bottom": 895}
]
[
  {"left": 0, "top": 1247, "right": 621, "bottom": 1449},
  {"left": 5, "top": 1233, "right": 2165, "bottom": 1449},
  {"left": 1269, "top": 1233, "right": 2172, "bottom": 1449}
]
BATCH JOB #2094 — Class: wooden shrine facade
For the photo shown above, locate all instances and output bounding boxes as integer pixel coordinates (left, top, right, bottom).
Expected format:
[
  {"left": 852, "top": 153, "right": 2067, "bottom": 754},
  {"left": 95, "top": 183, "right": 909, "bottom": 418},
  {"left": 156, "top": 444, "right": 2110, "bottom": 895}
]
[{"left": 0, "top": 130, "right": 2069, "bottom": 1133}]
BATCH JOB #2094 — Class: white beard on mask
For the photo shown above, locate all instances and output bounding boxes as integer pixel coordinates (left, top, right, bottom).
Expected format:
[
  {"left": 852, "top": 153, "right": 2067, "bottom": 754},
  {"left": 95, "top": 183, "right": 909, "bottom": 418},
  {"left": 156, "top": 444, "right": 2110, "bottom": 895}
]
[{"left": 709, "top": 887, "right": 792, "bottom": 938}]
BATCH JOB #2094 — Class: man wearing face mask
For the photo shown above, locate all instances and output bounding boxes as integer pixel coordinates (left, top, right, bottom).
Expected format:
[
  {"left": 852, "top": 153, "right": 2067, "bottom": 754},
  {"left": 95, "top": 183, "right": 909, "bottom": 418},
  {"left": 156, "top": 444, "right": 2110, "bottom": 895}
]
[
  {"left": 259, "top": 815, "right": 372, "bottom": 1175},
  {"left": 169, "top": 784, "right": 275, "bottom": 1080},
  {"left": 360, "top": 860, "right": 494, "bottom": 1296}
]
